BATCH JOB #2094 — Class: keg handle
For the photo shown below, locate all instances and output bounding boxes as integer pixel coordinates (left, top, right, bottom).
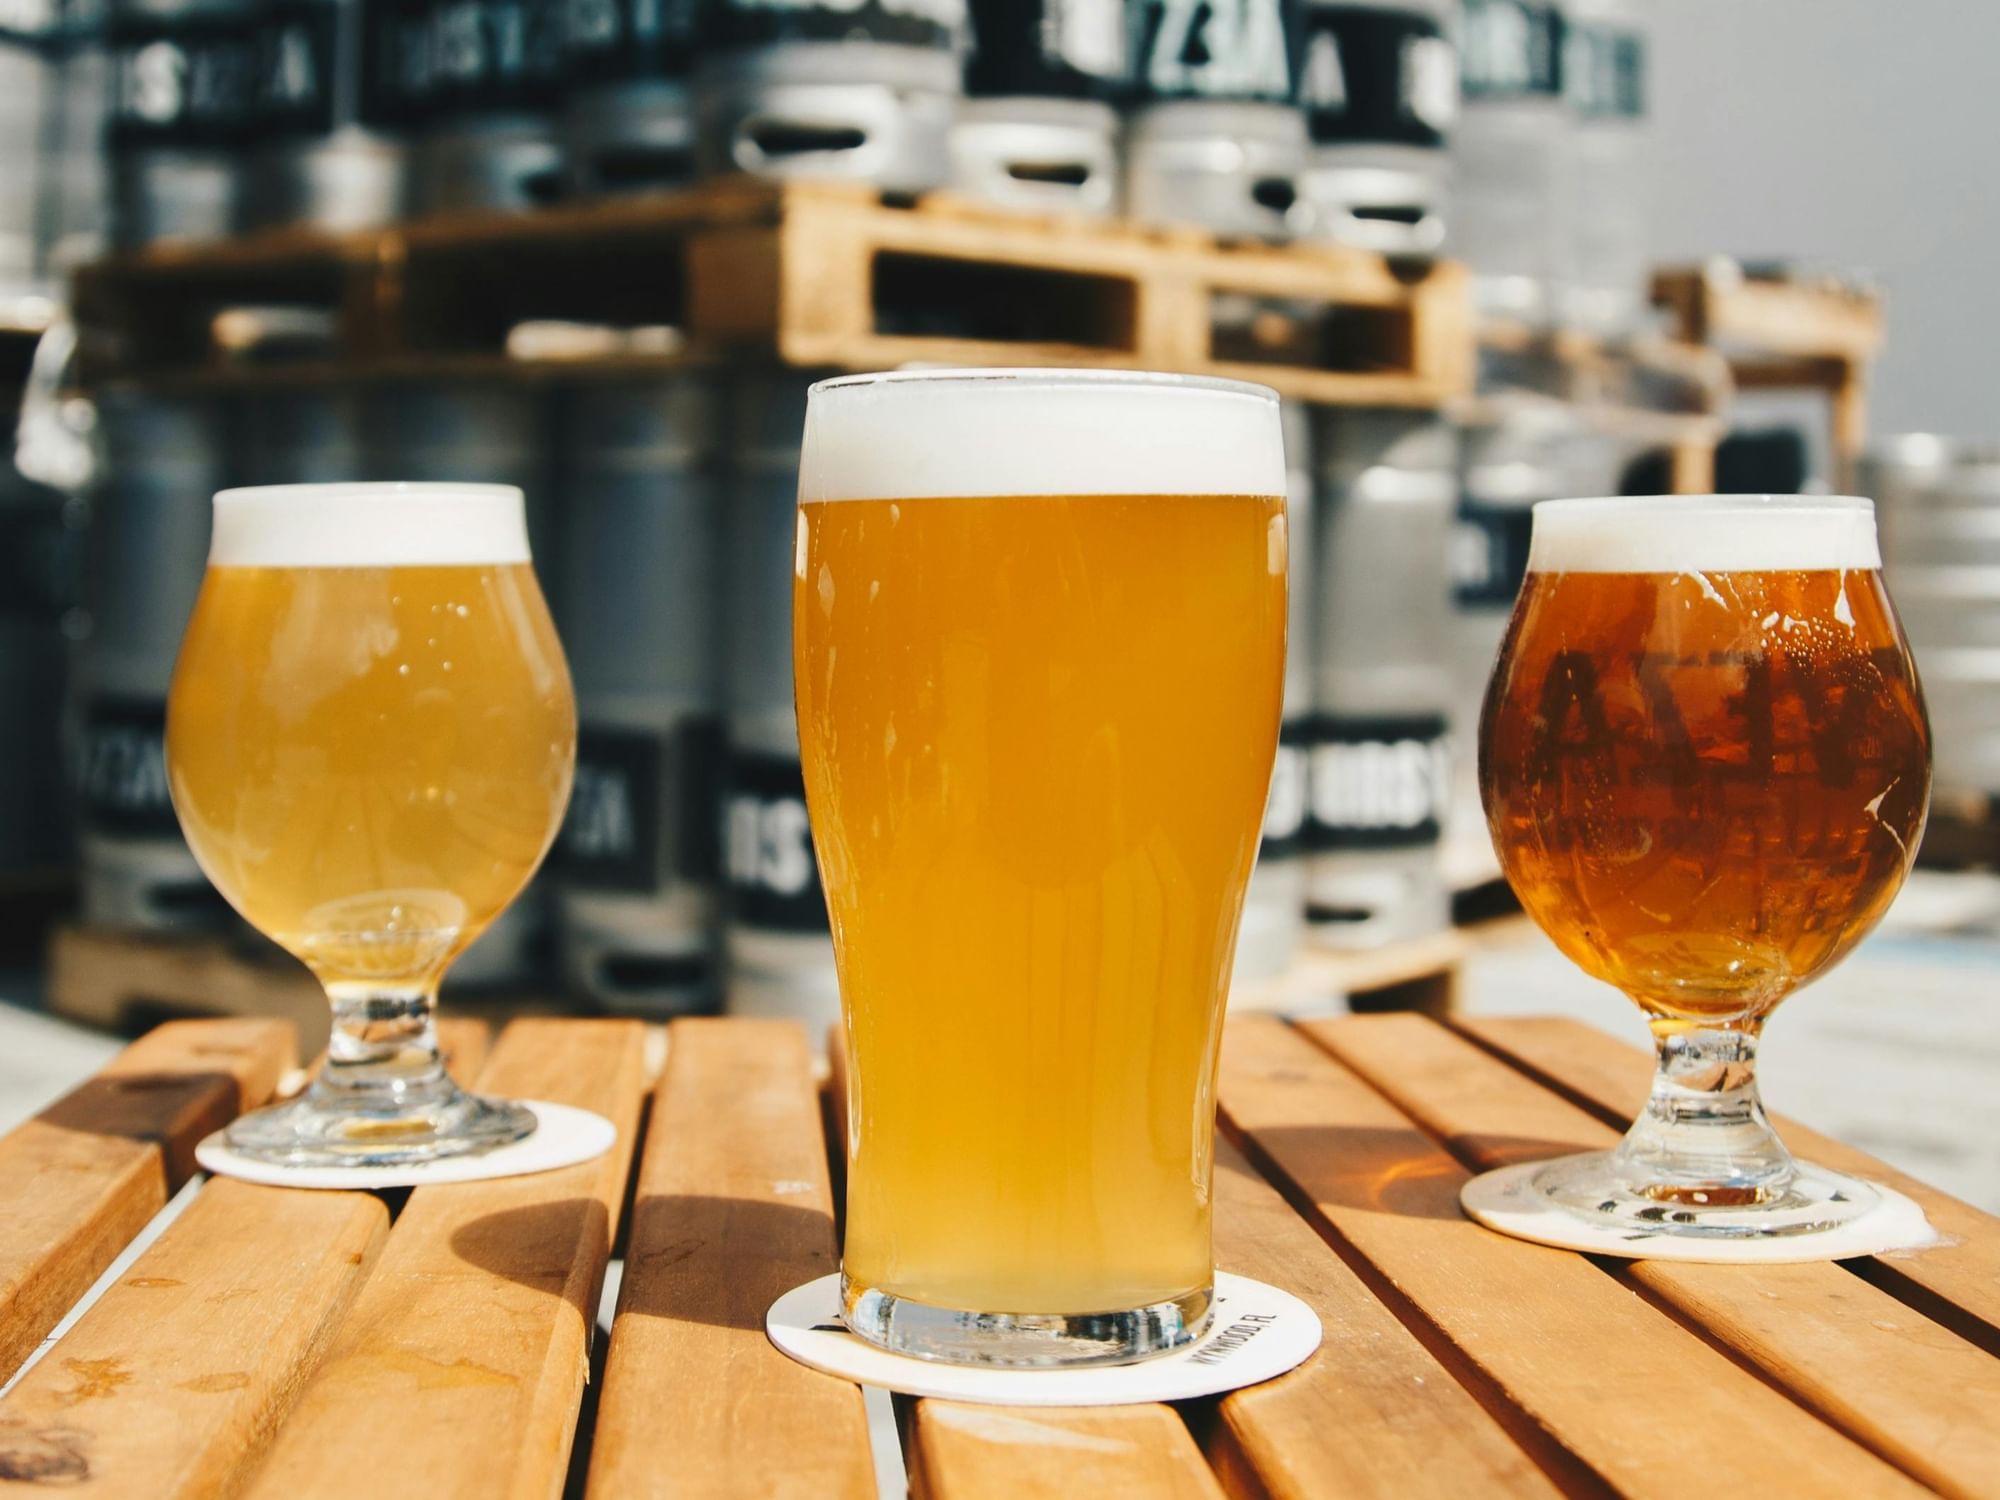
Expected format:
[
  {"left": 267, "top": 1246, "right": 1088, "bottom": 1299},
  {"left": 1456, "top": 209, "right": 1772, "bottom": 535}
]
[
  {"left": 15, "top": 314, "right": 98, "bottom": 492},
  {"left": 732, "top": 112, "right": 884, "bottom": 176}
]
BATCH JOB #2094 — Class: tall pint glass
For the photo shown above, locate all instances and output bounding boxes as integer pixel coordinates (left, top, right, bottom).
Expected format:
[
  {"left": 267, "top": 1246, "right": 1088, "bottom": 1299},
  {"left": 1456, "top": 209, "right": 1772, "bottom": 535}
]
[{"left": 795, "top": 370, "right": 1289, "bottom": 1365}]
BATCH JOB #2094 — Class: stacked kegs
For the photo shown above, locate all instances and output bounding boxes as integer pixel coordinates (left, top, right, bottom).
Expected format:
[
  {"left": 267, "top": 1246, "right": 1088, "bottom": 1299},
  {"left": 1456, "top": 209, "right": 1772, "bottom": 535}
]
[
  {"left": 1297, "top": 0, "right": 1455, "bottom": 254},
  {"left": 1307, "top": 408, "right": 1453, "bottom": 946},
  {"left": 722, "top": 371, "right": 838, "bottom": 1038},
  {"left": 105, "top": 0, "right": 256, "bottom": 246},
  {"left": 1125, "top": 0, "right": 1305, "bottom": 238},
  {"left": 244, "top": 0, "right": 407, "bottom": 230},
  {"left": 1453, "top": 0, "right": 1567, "bottom": 323},
  {"left": 414, "top": 0, "right": 567, "bottom": 213},
  {"left": 950, "top": 0, "right": 1125, "bottom": 215},
  {"left": 693, "top": 0, "right": 965, "bottom": 192},
  {"left": 1562, "top": 0, "right": 1646, "bottom": 332},
  {"left": 0, "top": 453, "right": 79, "bottom": 880},
  {"left": 560, "top": 0, "right": 698, "bottom": 197},
  {"left": 77, "top": 391, "right": 231, "bottom": 927},
  {"left": 552, "top": 376, "right": 723, "bottom": 1017}
]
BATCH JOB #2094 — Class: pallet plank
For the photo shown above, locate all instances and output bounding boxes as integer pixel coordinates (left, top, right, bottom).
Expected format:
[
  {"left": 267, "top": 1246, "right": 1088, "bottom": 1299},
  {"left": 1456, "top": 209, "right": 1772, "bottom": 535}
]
[
  {"left": 905, "top": 1402, "right": 1223, "bottom": 1500},
  {"left": 1452, "top": 1013, "right": 2000, "bottom": 1353},
  {"left": 0, "top": 1019, "right": 293, "bottom": 1384},
  {"left": 1204, "top": 1137, "right": 1562, "bottom": 1499},
  {"left": 585, "top": 1018, "right": 872, "bottom": 1500},
  {"left": 1309, "top": 1014, "right": 2000, "bottom": 1500},
  {"left": 240, "top": 1019, "right": 647, "bottom": 1500},
  {"left": 1216, "top": 1015, "right": 1927, "bottom": 1499},
  {"left": 0, "top": 1181, "right": 385, "bottom": 1496}
]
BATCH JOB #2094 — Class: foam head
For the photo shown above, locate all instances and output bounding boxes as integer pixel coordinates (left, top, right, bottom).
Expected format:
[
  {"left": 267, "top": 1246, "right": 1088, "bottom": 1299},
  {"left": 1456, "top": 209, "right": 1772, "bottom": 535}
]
[
  {"left": 208, "top": 483, "right": 532, "bottom": 567},
  {"left": 799, "top": 369, "right": 1287, "bottom": 502},
  {"left": 1528, "top": 495, "right": 1882, "bottom": 574}
]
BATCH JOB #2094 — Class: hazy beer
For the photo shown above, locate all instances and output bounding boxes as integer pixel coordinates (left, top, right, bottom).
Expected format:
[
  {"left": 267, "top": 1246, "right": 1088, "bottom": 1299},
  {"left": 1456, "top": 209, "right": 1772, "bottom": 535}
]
[{"left": 796, "top": 371, "right": 1287, "bottom": 1363}]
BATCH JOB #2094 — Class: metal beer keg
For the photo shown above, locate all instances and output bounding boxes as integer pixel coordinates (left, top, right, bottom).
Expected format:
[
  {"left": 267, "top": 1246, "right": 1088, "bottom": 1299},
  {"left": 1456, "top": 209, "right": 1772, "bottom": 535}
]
[
  {"left": 1561, "top": 0, "right": 1646, "bottom": 333},
  {"left": 105, "top": 0, "right": 255, "bottom": 246},
  {"left": 244, "top": 0, "right": 407, "bottom": 231},
  {"left": 1296, "top": 0, "right": 1454, "bottom": 255},
  {"left": 0, "top": 456, "right": 79, "bottom": 879},
  {"left": 721, "top": 371, "right": 837, "bottom": 1039},
  {"left": 46, "top": 0, "right": 112, "bottom": 276},
  {"left": 553, "top": 376, "right": 723, "bottom": 1017},
  {"left": 950, "top": 0, "right": 1125, "bottom": 215},
  {"left": 413, "top": 0, "right": 566, "bottom": 213},
  {"left": 692, "top": 0, "right": 965, "bottom": 193},
  {"left": 78, "top": 391, "right": 231, "bottom": 928},
  {"left": 1124, "top": 0, "right": 1305, "bottom": 239},
  {"left": 560, "top": 0, "right": 697, "bottom": 197},
  {"left": 241, "top": 384, "right": 379, "bottom": 483},
  {"left": 1307, "top": 407, "right": 1453, "bottom": 947},
  {"left": 0, "top": 15, "right": 55, "bottom": 298}
]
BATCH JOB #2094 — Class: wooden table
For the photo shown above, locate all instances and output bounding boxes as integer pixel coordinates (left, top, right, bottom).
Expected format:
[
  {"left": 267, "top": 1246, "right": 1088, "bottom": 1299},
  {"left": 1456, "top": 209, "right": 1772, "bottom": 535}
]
[{"left": 1, "top": 1011, "right": 1996, "bottom": 1498}]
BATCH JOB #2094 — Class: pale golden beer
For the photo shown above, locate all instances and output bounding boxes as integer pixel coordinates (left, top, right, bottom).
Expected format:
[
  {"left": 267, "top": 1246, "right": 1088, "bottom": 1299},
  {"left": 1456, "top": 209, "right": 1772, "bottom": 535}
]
[
  {"left": 795, "top": 371, "right": 1288, "bottom": 1364},
  {"left": 166, "top": 483, "right": 575, "bottom": 1166}
]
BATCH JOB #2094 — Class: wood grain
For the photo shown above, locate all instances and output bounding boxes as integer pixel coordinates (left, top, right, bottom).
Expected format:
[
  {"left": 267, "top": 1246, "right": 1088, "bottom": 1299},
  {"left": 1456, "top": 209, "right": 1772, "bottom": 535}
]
[
  {"left": 1310, "top": 1014, "right": 2000, "bottom": 1500},
  {"left": 585, "top": 1018, "right": 873, "bottom": 1500},
  {"left": 0, "top": 1019, "right": 294, "bottom": 1384},
  {"left": 1452, "top": 1013, "right": 2000, "bottom": 1353},
  {"left": 240, "top": 1019, "right": 647, "bottom": 1500},
  {"left": 906, "top": 1403, "right": 1223, "bottom": 1500},
  {"left": 0, "top": 1181, "right": 385, "bottom": 1496},
  {"left": 1217, "top": 1015, "right": 1928, "bottom": 1499}
]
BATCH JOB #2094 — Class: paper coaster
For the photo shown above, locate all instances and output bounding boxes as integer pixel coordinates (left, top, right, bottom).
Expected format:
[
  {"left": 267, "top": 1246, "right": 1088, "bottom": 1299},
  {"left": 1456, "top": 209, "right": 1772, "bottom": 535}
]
[
  {"left": 194, "top": 1101, "right": 616, "bottom": 1190},
  {"left": 1461, "top": 1161, "right": 1940, "bottom": 1263},
  {"left": 766, "top": 1271, "right": 1320, "bottom": 1405}
]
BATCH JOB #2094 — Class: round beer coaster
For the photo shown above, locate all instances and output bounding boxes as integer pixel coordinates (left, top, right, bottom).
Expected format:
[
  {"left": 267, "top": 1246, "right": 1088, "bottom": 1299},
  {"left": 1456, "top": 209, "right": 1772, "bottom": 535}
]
[
  {"left": 765, "top": 1272, "right": 1321, "bottom": 1406},
  {"left": 193, "top": 1101, "right": 616, "bottom": 1190},
  {"left": 1460, "top": 1162, "right": 1940, "bottom": 1263}
]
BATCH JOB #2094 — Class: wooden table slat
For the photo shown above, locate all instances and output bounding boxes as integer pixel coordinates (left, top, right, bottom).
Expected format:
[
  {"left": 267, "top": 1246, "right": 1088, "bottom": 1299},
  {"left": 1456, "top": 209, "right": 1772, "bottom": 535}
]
[
  {"left": 0, "top": 1019, "right": 295, "bottom": 1384},
  {"left": 906, "top": 1402, "right": 1224, "bottom": 1500},
  {"left": 1217, "top": 1014, "right": 1930, "bottom": 1499},
  {"left": 1307, "top": 1013, "right": 2000, "bottom": 1500},
  {"left": 585, "top": 1018, "right": 874, "bottom": 1500},
  {"left": 239, "top": 1018, "right": 647, "bottom": 1500},
  {"left": 0, "top": 1180, "right": 385, "bottom": 1496},
  {"left": 1453, "top": 1013, "right": 2000, "bottom": 1352}
]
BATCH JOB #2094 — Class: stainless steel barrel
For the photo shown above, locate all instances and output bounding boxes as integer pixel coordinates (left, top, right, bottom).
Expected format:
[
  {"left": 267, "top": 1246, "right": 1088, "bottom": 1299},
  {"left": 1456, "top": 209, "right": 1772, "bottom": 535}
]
[
  {"left": 721, "top": 371, "right": 837, "bottom": 1039},
  {"left": 412, "top": 0, "right": 565, "bottom": 214},
  {"left": 78, "top": 390, "right": 231, "bottom": 928},
  {"left": 240, "top": 384, "right": 379, "bottom": 483},
  {"left": 949, "top": 0, "right": 1124, "bottom": 215},
  {"left": 1561, "top": 0, "right": 1646, "bottom": 333},
  {"left": 559, "top": 0, "right": 698, "bottom": 198},
  {"left": 105, "top": 0, "right": 255, "bottom": 246},
  {"left": 1307, "top": 407, "right": 1453, "bottom": 947},
  {"left": 692, "top": 0, "right": 964, "bottom": 192},
  {"left": 553, "top": 376, "right": 723, "bottom": 1016},
  {"left": 1296, "top": 1, "right": 1454, "bottom": 254}
]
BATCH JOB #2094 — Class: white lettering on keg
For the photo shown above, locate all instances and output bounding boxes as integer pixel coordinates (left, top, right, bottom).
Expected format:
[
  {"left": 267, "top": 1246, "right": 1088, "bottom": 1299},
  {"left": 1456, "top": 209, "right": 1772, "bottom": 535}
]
[
  {"left": 1259, "top": 717, "right": 1311, "bottom": 858},
  {"left": 126, "top": 41, "right": 189, "bottom": 123},
  {"left": 264, "top": 22, "right": 321, "bottom": 109},
  {"left": 1299, "top": 26, "right": 1344, "bottom": 113},
  {"left": 1404, "top": 33, "right": 1455, "bottom": 131},
  {"left": 1452, "top": 496, "right": 1535, "bottom": 610},
  {"left": 1141, "top": 0, "right": 1292, "bottom": 101},
  {"left": 722, "top": 748, "right": 828, "bottom": 932},
  {"left": 726, "top": 792, "right": 813, "bottom": 896},
  {"left": 79, "top": 699, "right": 180, "bottom": 839},
  {"left": 567, "top": 762, "right": 636, "bottom": 861},
  {"left": 1043, "top": 0, "right": 1123, "bottom": 80},
  {"left": 1308, "top": 714, "right": 1449, "bottom": 850}
]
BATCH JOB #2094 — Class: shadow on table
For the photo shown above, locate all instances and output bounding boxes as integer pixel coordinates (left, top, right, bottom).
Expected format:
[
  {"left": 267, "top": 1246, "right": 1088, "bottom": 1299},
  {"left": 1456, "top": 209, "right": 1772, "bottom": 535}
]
[
  {"left": 37, "top": 1070, "right": 247, "bottom": 1181},
  {"left": 1225, "top": 1123, "right": 1585, "bottom": 1221}
]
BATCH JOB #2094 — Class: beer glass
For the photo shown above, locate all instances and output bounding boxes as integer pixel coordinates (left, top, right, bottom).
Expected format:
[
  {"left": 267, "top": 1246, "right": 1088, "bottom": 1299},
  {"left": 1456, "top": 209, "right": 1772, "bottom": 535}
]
[
  {"left": 796, "top": 370, "right": 1288, "bottom": 1364},
  {"left": 166, "top": 483, "right": 576, "bottom": 1166},
  {"left": 1480, "top": 495, "right": 1930, "bottom": 1237}
]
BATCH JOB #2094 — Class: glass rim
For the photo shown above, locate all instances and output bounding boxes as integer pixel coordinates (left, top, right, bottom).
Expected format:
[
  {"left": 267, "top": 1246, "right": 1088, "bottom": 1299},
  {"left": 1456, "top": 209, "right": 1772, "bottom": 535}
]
[
  {"left": 807, "top": 367, "right": 1281, "bottom": 404},
  {"left": 1534, "top": 494, "right": 1875, "bottom": 516},
  {"left": 213, "top": 481, "right": 524, "bottom": 507}
]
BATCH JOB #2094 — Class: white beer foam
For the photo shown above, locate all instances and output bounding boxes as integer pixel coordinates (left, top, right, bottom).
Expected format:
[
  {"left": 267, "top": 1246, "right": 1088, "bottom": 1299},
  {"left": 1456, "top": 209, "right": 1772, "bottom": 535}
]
[
  {"left": 1529, "top": 495, "right": 1882, "bottom": 573},
  {"left": 208, "top": 483, "right": 531, "bottom": 567},
  {"left": 800, "top": 370, "right": 1288, "bottom": 501}
]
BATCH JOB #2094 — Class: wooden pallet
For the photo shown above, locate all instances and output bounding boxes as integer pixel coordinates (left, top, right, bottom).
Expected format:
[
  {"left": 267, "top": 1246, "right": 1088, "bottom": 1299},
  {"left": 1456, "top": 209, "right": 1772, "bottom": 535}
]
[
  {"left": 73, "top": 179, "right": 1473, "bottom": 407},
  {"left": 2, "top": 1012, "right": 1997, "bottom": 1497}
]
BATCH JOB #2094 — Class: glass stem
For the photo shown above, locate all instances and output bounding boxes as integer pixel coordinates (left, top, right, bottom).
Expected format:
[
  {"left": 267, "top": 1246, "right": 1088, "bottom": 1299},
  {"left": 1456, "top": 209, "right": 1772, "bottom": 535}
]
[
  {"left": 316, "top": 982, "right": 457, "bottom": 1114},
  {"left": 1613, "top": 1022, "right": 1795, "bottom": 1202}
]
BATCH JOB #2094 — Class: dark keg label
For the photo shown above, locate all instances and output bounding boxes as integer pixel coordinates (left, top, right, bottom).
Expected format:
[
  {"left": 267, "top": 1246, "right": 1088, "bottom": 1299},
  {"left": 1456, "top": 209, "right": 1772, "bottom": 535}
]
[
  {"left": 1459, "top": 0, "right": 1559, "bottom": 100},
  {"left": 964, "top": 0, "right": 1126, "bottom": 99},
  {"left": 563, "top": 0, "right": 697, "bottom": 83},
  {"left": 361, "top": 0, "right": 435, "bottom": 125},
  {"left": 699, "top": 0, "right": 966, "bottom": 53},
  {"left": 254, "top": 0, "right": 341, "bottom": 135},
  {"left": 1308, "top": 712, "right": 1449, "bottom": 850},
  {"left": 722, "top": 747, "right": 827, "bottom": 934},
  {"left": 426, "top": 0, "right": 566, "bottom": 115},
  {"left": 108, "top": 10, "right": 257, "bottom": 147},
  {"left": 1299, "top": 4, "right": 1453, "bottom": 148},
  {"left": 0, "top": 500, "right": 77, "bottom": 625},
  {"left": 79, "top": 696, "right": 178, "bottom": 838},
  {"left": 1451, "top": 495, "right": 1535, "bottom": 610},
  {"left": 1259, "top": 715, "right": 1311, "bottom": 860},
  {"left": 1132, "top": 0, "right": 1298, "bottom": 104},
  {"left": 1567, "top": 21, "right": 1641, "bottom": 120},
  {"left": 557, "top": 718, "right": 721, "bottom": 891}
]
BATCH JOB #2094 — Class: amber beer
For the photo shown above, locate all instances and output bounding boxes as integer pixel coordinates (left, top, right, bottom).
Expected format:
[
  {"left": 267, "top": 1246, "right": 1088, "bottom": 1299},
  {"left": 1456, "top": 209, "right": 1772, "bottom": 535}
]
[
  {"left": 1481, "top": 499, "right": 1929, "bottom": 1026},
  {"left": 795, "top": 371, "right": 1287, "bottom": 1365}
]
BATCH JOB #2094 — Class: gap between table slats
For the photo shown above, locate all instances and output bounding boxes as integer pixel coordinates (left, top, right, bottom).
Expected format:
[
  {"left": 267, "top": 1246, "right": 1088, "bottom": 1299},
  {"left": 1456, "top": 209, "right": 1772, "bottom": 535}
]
[
  {"left": 236, "top": 1018, "right": 647, "bottom": 1500},
  {"left": 1217, "top": 1014, "right": 1930, "bottom": 1500},
  {"left": 0, "top": 1018, "right": 294, "bottom": 1385}
]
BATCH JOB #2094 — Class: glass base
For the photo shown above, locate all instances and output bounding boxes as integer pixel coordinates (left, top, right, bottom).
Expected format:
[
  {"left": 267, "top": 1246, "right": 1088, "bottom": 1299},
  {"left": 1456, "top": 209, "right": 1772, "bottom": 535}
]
[
  {"left": 222, "top": 1081, "right": 538, "bottom": 1169},
  {"left": 1532, "top": 1149, "right": 1880, "bottom": 1240},
  {"left": 841, "top": 1275, "right": 1212, "bottom": 1368}
]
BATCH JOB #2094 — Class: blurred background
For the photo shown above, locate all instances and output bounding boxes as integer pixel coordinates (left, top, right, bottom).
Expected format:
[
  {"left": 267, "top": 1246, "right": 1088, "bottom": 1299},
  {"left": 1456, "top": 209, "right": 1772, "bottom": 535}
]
[{"left": 1, "top": 0, "right": 1996, "bottom": 1211}]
